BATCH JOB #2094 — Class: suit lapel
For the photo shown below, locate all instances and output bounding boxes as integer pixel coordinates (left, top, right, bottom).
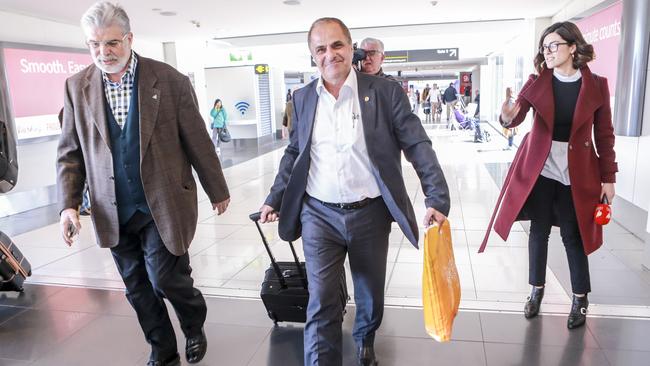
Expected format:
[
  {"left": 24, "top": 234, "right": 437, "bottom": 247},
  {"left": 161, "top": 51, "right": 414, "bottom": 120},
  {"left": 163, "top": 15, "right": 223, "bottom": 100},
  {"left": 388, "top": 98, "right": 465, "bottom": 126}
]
[
  {"left": 83, "top": 66, "right": 111, "bottom": 149},
  {"left": 520, "top": 68, "right": 554, "bottom": 131},
  {"left": 299, "top": 81, "right": 319, "bottom": 153},
  {"left": 136, "top": 57, "right": 160, "bottom": 159},
  {"left": 356, "top": 72, "right": 378, "bottom": 133},
  {"left": 570, "top": 67, "right": 602, "bottom": 137}
]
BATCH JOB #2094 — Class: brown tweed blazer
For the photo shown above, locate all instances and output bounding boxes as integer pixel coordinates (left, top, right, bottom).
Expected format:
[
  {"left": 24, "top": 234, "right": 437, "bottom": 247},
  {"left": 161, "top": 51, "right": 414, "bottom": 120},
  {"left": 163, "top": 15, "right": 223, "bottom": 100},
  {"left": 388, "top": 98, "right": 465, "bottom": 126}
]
[{"left": 57, "top": 54, "right": 229, "bottom": 256}]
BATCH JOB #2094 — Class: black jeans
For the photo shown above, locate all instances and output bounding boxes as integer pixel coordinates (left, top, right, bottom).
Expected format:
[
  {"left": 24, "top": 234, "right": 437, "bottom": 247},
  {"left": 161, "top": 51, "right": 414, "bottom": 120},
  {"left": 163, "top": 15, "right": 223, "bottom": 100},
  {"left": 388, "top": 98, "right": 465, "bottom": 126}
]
[
  {"left": 526, "top": 176, "right": 591, "bottom": 294},
  {"left": 111, "top": 211, "right": 207, "bottom": 360}
]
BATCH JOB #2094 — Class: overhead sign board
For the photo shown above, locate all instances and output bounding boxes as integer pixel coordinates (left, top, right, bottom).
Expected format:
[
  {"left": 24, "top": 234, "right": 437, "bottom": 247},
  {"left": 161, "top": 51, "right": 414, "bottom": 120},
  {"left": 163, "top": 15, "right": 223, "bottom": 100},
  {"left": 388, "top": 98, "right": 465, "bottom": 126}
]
[{"left": 384, "top": 48, "right": 459, "bottom": 63}]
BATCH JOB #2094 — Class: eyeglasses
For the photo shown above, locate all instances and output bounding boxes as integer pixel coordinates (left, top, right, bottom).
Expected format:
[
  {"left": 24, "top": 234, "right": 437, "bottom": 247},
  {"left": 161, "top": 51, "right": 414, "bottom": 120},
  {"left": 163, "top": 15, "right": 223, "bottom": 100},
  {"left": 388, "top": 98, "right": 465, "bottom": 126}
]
[
  {"left": 539, "top": 42, "right": 569, "bottom": 54},
  {"left": 86, "top": 33, "right": 128, "bottom": 50},
  {"left": 363, "top": 50, "right": 382, "bottom": 58}
]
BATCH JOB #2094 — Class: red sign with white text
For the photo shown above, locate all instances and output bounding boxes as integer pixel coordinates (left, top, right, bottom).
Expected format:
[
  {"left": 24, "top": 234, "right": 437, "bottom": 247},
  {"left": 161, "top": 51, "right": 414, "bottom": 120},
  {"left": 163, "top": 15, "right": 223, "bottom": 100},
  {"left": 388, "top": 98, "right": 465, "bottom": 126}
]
[
  {"left": 2, "top": 48, "right": 92, "bottom": 139},
  {"left": 575, "top": 1, "right": 622, "bottom": 96}
]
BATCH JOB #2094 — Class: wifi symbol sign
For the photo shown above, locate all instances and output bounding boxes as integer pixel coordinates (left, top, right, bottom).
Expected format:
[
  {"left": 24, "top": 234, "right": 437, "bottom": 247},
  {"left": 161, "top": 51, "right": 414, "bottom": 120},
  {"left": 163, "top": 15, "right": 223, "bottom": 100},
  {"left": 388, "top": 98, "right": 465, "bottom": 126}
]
[{"left": 235, "top": 101, "right": 251, "bottom": 116}]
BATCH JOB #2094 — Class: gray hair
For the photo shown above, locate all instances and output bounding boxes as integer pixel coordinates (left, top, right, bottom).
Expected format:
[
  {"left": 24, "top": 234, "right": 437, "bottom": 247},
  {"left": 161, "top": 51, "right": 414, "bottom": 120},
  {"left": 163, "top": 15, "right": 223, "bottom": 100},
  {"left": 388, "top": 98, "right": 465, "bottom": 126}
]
[
  {"left": 80, "top": 2, "right": 131, "bottom": 34},
  {"left": 360, "top": 37, "right": 384, "bottom": 53}
]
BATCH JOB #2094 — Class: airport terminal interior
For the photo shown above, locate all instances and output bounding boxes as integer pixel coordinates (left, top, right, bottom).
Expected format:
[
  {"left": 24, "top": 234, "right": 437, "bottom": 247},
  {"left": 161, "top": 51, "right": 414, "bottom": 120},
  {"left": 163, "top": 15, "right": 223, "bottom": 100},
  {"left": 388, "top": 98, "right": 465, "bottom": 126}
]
[{"left": 1, "top": 0, "right": 650, "bottom": 365}]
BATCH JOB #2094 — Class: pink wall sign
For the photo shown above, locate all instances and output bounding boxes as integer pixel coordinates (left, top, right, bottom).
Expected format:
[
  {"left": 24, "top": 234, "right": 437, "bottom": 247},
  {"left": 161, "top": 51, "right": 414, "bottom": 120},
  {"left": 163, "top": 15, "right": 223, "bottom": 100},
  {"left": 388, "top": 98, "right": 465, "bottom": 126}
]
[
  {"left": 575, "top": 1, "right": 622, "bottom": 96},
  {"left": 2, "top": 48, "right": 92, "bottom": 139}
]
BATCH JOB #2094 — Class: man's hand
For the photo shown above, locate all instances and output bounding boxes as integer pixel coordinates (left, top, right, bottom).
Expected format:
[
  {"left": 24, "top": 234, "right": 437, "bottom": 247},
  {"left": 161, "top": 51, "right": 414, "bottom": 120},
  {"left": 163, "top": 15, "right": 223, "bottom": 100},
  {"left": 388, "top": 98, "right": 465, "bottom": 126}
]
[
  {"left": 423, "top": 207, "right": 446, "bottom": 227},
  {"left": 259, "top": 204, "right": 279, "bottom": 223},
  {"left": 60, "top": 208, "right": 81, "bottom": 247},
  {"left": 212, "top": 198, "right": 230, "bottom": 215}
]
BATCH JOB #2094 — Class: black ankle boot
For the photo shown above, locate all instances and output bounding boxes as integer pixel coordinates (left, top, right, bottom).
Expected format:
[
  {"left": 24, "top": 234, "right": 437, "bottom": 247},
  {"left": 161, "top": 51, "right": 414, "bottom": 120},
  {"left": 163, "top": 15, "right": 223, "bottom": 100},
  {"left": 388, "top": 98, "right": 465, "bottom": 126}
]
[
  {"left": 524, "top": 286, "right": 544, "bottom": 319},
  {"left": 567, "top": 294, "right": 588, "bottom": 329}
]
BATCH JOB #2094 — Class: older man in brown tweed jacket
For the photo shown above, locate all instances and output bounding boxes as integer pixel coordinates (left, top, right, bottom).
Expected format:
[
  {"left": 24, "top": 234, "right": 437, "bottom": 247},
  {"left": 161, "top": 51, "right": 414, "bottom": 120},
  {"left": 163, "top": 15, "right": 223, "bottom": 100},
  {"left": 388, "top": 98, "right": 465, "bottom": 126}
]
[{"left": 56, "top": 2, "right": 229, "bottom": 366}]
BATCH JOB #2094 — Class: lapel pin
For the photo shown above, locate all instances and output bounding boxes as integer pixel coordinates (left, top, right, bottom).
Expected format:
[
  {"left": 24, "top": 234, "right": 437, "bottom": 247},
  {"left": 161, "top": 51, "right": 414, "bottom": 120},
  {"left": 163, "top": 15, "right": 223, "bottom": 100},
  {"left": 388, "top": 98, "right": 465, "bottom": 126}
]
[
  {"left": 152, "top": 94, "right": 158, "bottom": 100},
  {"left": 364, "top": 96, "right": 369, "bottom": 102}
]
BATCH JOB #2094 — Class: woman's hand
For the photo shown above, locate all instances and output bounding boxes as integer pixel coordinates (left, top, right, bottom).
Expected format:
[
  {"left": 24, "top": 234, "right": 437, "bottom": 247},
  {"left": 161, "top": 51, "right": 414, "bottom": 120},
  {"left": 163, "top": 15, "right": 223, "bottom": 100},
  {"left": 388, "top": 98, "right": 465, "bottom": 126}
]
[
  {"left": 501, "top": 101, "right": 521, "bottom": 126},
  {"left": 601, "top": 183, "right": 615, "bottom": 204}
]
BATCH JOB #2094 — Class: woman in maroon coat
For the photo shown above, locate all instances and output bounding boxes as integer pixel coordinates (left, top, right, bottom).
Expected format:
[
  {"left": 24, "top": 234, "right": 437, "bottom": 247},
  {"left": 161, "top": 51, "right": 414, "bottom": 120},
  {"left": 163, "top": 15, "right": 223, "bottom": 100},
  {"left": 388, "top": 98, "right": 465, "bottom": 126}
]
[{"left": 481, "top": 22, "right": 617, "bottom": 329}]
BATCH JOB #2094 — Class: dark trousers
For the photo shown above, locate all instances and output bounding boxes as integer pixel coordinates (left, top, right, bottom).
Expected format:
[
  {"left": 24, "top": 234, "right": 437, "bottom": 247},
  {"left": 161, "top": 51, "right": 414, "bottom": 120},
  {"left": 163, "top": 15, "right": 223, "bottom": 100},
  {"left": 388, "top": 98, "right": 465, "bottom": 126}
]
[
  {"left": 526, "top": 175, "right": 591, "bottom": 294},
  {"left": 300, "top": 196, "right": 392, "bottom": 366},
  {"left": 111, "top": 211, "right": 207, "bottom": 360}
]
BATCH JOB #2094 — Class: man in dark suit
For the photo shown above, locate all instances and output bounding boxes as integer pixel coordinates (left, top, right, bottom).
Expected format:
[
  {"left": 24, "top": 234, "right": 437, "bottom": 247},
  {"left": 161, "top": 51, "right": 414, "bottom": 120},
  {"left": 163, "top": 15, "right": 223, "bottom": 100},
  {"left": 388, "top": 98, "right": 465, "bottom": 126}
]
[
  {"left": 57, "top": 2, "right": 230, "bottom": 365},
  {"left": 259, "top": 17, "right": 450, "bottom": 366}
]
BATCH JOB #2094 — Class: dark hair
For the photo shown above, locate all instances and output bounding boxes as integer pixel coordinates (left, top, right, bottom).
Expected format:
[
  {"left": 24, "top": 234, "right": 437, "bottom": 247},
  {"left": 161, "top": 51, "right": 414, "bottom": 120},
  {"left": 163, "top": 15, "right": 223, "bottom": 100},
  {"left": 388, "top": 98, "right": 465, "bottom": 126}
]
[
  {"left": 213, "top": 99, "right": 222, "bottom": 108},
  {"left": 307, "top": 17, "right": 352, "bottom": 48},
  {"left": 534, "top": 21, "right": 594, "bottom": 74}
]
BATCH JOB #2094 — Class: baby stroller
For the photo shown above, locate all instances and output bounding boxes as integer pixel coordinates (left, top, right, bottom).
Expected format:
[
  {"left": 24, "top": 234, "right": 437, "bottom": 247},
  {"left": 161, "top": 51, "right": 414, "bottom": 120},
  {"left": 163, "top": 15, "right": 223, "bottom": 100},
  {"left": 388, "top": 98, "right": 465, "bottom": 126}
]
[{"left": 452, "top": 104, "right": 491, "bottom": 143}]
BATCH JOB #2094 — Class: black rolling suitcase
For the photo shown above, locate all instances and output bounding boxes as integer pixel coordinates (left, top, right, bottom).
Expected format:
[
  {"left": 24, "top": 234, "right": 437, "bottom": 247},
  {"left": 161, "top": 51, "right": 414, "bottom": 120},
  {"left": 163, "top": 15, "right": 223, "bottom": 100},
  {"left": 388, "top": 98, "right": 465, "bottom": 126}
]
[
  {"left": 249, "top": 212, "right": 348, "bottom": 324},
  {"left": 0, "top": 231, "right": 31, "bottom": 292}
]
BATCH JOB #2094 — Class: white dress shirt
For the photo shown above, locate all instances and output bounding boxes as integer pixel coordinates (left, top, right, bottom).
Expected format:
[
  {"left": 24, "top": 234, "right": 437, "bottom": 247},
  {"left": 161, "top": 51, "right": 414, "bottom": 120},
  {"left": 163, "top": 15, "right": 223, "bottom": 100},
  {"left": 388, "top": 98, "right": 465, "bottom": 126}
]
[{"left": 306, "top": 70, "right": 381, "bottom": 203}]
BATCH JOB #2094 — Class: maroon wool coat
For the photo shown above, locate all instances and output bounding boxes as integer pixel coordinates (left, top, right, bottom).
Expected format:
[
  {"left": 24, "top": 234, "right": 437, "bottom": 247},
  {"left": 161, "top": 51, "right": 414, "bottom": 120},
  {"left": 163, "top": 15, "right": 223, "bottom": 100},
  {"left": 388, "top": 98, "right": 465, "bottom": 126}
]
[{"left": 480, "top": 66, "right": 617, "bottom": 255}]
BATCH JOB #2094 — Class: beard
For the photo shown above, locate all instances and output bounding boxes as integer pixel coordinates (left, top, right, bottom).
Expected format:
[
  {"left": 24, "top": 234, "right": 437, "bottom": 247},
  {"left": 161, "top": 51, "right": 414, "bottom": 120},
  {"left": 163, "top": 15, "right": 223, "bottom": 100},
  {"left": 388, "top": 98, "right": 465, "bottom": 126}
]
[{"left": 93, "top": 50, "right": 130, "bottom": 75}]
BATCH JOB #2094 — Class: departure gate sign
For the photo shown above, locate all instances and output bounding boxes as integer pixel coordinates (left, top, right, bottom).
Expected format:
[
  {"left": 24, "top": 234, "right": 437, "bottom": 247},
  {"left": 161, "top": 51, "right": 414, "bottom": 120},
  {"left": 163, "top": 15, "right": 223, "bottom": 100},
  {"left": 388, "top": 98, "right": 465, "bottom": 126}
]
[
  {"left": 2, "top": 47, "right": 92, "bottom": 140},
  {"left": 384, "top": 48, "right": 459, "bottom": 63}
]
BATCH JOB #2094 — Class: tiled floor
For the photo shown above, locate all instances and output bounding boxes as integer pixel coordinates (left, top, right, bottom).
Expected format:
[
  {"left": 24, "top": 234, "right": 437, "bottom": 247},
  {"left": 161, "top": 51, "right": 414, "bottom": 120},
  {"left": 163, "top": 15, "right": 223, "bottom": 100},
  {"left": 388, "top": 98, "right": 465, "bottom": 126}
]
[
  {"left": 1, "top": 125, "right": 650, "bottom": 365},
  {"left": 1, "top": 284, "right": 649, "bottom": 365}
]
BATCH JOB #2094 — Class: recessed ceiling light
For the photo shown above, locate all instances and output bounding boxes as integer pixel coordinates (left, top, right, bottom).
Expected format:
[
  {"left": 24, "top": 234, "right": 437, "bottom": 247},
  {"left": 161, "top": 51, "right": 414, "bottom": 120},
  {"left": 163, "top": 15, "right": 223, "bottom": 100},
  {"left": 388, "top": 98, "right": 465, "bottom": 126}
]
[
  {"left": 283, "top": 0, "right": 301, "bottom": 5},
  {"left": 159, "top": 11, "right": 177, "bottom": 16},
  {"left": 430, "top": 1, "right": 438, "bottom": 6},
  {"left": 151, "top": 8, "right": 161, "bottom": 11}
]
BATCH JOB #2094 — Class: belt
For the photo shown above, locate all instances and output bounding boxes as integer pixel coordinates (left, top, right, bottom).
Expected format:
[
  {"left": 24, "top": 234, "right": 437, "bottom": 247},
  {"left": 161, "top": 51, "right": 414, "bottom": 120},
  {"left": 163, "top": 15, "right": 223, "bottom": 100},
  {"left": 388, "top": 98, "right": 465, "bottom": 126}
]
[{"left": 317, "top": 196, "right": 379, "bottom": 210}]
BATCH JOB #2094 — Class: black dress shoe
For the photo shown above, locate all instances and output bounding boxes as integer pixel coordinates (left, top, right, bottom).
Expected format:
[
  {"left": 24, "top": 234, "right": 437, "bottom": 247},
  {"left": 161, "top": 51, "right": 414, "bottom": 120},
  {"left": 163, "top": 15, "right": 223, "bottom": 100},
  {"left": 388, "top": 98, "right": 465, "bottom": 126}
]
[
  {"left": 524, "top": 286, "right": 544, "bottom": 319},
  {"left": 147, "top": 353, "right": 180, "bottom": 366},
  {"left": 357, "top": 344, "right": 378, "bottom": 366},
  {"left": 567, "top": 294, "right": 588, "bottom": 329},
  {"left": 186, "top": 328, "right": 207, "bottom": 364}
]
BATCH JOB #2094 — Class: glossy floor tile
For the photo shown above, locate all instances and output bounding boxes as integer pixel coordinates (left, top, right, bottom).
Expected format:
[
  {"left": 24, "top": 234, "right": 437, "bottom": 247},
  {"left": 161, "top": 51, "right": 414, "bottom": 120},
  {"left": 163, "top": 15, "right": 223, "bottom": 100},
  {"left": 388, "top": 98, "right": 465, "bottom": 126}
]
[{"left": 2, "top": 284, "right": 646, "bottom": 365}]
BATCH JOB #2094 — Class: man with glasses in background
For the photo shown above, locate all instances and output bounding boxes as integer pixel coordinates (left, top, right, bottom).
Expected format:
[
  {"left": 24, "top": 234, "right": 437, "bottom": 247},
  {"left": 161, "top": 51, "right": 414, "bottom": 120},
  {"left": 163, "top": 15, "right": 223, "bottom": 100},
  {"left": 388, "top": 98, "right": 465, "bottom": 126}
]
[
  {"left": 359, "top": 37, "right": 397, "bottom": 81},
  {"left": 57, "top": 2, "right": 230, "bottom": 365}
]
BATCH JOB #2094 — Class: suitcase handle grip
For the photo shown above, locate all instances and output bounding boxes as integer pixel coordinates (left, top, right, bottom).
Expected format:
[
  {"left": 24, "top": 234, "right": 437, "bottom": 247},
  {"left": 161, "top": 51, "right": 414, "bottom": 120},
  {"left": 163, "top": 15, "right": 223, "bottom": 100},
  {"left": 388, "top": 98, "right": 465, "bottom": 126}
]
[{"left": 249, "top": 211, "right": 308, "bottom": 290}]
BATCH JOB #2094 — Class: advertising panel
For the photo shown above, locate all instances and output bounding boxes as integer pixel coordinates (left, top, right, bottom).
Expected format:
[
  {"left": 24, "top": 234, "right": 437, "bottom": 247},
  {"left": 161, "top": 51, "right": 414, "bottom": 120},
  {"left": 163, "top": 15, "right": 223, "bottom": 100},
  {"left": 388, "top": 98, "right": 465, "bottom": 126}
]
[
  {"left": 575, "top": 1, "right": 622, "bottom": 96},
  {"left": 2, "top": 47, "right": 92, "bottom": 140}
]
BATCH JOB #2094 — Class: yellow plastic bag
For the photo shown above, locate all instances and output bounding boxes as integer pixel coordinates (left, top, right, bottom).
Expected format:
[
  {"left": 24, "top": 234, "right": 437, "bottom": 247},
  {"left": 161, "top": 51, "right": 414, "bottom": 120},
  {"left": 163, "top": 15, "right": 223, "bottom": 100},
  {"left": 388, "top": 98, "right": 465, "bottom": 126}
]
[{"left": 422, "top": 220, "right": 461, "bottom": 342}]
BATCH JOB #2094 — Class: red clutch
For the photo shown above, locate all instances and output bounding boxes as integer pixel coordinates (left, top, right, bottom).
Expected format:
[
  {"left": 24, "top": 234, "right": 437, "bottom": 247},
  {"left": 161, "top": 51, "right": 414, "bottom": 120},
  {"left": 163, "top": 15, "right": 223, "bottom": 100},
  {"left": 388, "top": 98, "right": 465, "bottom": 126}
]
[{"left": 594, "top": 196, "right": 611, "bottom": 225}]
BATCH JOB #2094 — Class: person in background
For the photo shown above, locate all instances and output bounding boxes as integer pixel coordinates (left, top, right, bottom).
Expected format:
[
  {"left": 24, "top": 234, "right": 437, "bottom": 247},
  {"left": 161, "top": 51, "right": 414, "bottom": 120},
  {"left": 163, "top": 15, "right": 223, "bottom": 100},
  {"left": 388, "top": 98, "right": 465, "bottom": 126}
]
[
  {"left": 210, "top": 98, "right": 228, "bottom": 154},
  {"left": 442, "top": 83, "right": 458, "bottom": 127},
  {"left": 431, "top": 84, "right": 442, "bottom": 122},
  {"left": 359, "top": 37, "right": 395, "bottom": 82},
  {"left": 463, "top": 86, "right": 472, "bottom": 105},
  {"left": 408, "top": 86, "right": 417, "bottom": 113},
  {"left": 473, "top": 89, "right": 481, "bottom": 119},
  {"left": 503, "top": 87, "right": 517, "bottom": 149},
  {"left": 259, "top": 17, "right": 449, "bottom": 366},
  {"left": 57, "top": 3, "right": 230, "bottom": 365},
  {"left": 282, "top": 96, "right": 293, "bottom": 139},
  {"left": 482, "top": 21, "right": 617, "bottom": 330}
]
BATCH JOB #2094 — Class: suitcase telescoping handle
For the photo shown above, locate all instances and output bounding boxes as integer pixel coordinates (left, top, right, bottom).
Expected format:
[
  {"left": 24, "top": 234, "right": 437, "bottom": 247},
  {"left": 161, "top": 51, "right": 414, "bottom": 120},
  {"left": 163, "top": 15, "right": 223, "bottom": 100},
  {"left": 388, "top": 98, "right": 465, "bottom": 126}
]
[{"left": 249, "top": 212, "right": 308, "bottom": 289}]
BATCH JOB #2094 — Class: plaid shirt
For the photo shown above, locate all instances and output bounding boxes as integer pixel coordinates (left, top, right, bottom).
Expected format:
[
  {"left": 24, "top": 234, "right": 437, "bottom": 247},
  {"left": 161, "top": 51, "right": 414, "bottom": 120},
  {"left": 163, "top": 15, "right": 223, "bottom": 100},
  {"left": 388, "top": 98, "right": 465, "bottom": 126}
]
[{"left": 102, "top": 51, "right": 138, "bottom": 129}]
